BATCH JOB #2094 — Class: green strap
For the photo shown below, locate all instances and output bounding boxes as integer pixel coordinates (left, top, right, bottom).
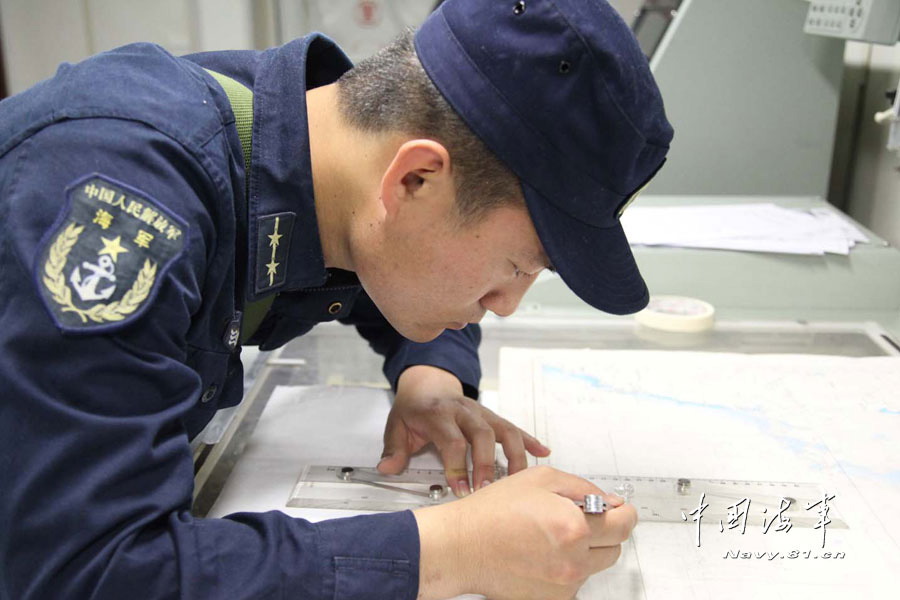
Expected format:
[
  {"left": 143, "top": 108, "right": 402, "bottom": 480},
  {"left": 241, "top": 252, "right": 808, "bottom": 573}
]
[
  {"left": 205, "top": 69, "right": 274, "bottom": 343},
  {"left": 205, "top": 69, "right": 253, "bottom": 178},
  {"left": 240, "top": 295, "right": 275, "bottom": 343}
]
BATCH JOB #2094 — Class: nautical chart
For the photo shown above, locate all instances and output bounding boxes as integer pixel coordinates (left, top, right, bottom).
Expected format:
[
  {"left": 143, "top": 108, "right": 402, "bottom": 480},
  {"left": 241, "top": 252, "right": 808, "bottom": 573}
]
[{"left": 497, "top": 348, "right": 900, "bottom": 599}]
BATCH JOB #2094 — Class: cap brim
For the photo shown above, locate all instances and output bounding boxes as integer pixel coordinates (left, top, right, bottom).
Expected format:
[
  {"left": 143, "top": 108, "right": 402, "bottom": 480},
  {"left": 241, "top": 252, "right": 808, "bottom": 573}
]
[{"left": 523, "top": 182, "right": 649, "bottom": 315}]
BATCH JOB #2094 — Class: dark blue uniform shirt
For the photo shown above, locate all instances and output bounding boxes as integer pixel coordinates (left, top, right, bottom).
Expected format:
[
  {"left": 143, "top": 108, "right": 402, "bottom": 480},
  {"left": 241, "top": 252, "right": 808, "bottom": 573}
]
[{"left": 0, "top": 35, "right": 481, "bottom": 599}]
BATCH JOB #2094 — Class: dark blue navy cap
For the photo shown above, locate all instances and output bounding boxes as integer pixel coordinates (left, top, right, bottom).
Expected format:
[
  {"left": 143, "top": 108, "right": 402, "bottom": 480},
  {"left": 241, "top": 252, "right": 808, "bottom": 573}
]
[{"left": 414, "top": 0, "right": 673, "bottom": 314}]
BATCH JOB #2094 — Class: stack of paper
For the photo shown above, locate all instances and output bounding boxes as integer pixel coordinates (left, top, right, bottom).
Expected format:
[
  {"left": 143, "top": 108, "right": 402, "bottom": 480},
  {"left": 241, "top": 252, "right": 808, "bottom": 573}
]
[{"left": 621, "top": 203, "right": 869, "bottom": 255}]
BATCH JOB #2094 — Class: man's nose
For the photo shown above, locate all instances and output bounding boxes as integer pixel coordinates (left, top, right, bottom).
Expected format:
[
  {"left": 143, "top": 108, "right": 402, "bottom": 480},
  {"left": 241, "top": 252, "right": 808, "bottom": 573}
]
[{"left": 480, "top": 275, "right": 536, "bottom": 317}]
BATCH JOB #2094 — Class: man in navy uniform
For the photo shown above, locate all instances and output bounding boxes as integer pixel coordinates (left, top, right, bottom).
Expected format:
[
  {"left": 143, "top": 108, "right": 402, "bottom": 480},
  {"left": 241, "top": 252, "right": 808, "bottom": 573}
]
[{"left": 0, "top": 0, "right": 672, "bottom": 598}]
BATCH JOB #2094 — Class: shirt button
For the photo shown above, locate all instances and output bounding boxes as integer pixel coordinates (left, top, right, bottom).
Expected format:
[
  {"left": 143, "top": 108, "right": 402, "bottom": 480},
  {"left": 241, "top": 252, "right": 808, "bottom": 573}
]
[
  {"left": 327, "top": 301, "right": 343, "bottom": 315},
  {"left": 201, "top": 384, "right": 218, "bottom": 403}
]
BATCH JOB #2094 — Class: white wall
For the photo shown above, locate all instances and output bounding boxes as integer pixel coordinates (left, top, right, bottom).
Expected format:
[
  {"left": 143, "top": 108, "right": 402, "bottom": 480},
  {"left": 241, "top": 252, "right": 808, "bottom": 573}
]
[
  {"left": 275, "top": 0, "right": 433, "bottom": 63},
  {"left": 2, "top": 0, "right": 896, "bottom": 250},
  {"left": 0, "top": 0, "right": 253, "bottom": 96},
  {"left": 0, "top": 0, "right": 91, "bottom": 94},
  {"left": 840, "top": 42, "right": 900, "bottom": 248},
  {"left": 611, "top": 0, "right": 645, "bottom": 25}
]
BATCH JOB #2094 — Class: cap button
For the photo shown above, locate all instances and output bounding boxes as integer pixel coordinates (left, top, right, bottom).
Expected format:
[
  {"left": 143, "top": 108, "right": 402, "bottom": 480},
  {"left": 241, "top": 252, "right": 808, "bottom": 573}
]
[{"left": 513, "top": 1, "right": 526, "bottom": 16}]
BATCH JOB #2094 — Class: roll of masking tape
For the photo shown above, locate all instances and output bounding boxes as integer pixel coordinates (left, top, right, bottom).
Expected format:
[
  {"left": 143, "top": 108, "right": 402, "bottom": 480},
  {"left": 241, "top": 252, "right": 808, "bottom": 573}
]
[{"left": 635, "top": 295, "right": 715, "bottom": 333}]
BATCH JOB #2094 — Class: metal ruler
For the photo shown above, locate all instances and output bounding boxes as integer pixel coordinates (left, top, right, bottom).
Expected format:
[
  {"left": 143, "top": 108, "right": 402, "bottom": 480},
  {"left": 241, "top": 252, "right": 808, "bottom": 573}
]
[{"left": 288, "top": 465, "right": 846, "bottom": 528}]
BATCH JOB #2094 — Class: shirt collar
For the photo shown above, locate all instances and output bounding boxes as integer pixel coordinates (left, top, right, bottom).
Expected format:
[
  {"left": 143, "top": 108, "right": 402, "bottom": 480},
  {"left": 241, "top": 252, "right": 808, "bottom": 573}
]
[{"left": 245, "top": 35, "right": 352, "bottom": 302}]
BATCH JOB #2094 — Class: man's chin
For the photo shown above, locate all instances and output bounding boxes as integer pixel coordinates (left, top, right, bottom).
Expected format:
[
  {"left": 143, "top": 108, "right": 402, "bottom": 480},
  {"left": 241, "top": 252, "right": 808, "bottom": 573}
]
[{"left": 397, "top": 324, "right": 444, "bottom": 344}]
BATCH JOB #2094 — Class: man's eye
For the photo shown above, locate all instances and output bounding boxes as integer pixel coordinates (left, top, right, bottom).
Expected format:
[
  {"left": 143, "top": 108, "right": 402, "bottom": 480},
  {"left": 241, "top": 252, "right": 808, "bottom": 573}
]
[{"left": 513, "top": 264, "right": 522, "bottom": 277}]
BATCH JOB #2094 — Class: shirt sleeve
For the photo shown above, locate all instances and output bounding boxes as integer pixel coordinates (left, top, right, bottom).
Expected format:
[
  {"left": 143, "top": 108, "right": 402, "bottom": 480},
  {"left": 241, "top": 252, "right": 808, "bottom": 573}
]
[
  {"left": 340, "top": 292, "right": 482, "bottom": 399},
  {"left": 0, "top": 118, "right": 419, "bottom": 599}
]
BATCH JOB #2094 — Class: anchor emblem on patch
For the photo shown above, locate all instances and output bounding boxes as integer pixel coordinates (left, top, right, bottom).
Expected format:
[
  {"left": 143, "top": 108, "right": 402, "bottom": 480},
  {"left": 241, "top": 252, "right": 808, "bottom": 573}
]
[
  {"left": 44, "top": 224, "right": 157, "bottom": 324},
  {"left": 70, "top": 255, "right": 117, "bottom": 301},
  {"left": 36, "top": 174, "right": 188, "bottom": 333}
]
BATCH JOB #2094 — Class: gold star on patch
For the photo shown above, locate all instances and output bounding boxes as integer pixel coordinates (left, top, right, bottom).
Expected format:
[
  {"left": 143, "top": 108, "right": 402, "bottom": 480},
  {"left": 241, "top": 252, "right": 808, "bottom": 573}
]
[
  {"left": 98, "top": 235, "right": 129, "bottom": 263},
  {"left": 268, "top": 230, "right": 283, "bottom": 248},
  {"left": 266, "top": 260, "right": 280, "bottom": 278}
]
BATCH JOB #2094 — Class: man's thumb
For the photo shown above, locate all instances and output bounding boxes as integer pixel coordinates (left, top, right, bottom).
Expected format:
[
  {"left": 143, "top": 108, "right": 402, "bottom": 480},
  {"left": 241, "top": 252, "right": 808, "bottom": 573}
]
[
  {"left": 377, "top": 425, "right": 410, "bottom": 474},
  {"left": 377, "top": 451, "right": 410, "bottom": 474}
]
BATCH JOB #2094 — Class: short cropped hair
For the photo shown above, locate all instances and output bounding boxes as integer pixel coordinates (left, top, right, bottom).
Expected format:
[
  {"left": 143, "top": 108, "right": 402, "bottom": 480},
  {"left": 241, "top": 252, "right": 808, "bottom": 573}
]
[{"left": 336, "top": 29, "right": 522, "bottom": 223}]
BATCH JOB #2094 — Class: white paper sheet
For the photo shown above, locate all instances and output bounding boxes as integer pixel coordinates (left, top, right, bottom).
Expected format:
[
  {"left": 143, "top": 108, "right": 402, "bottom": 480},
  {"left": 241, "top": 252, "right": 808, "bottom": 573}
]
[
  {"left": 208, "top": 348, "right": 900, "bottom": 599},
  {"left": 208, "top": 385, "right": 495, "bottom": 600},
  {"left": 620, "top": 204, "right": 870, "bottom": 255},
  {"left": 498, "top": 348, "right": 900, "bottom": 599},
  {"left": 211, "top": 385, "right": 444, "bottom": 520}
]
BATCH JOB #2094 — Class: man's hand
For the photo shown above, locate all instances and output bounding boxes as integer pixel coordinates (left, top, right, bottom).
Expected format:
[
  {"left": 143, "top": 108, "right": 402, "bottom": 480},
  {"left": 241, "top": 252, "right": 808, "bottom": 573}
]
[
  {"left": 414, "top": 466, "right": 637, "bottom": 600},
  {"left": 379, "top": 365, "right": 550, "bottom": 497}
]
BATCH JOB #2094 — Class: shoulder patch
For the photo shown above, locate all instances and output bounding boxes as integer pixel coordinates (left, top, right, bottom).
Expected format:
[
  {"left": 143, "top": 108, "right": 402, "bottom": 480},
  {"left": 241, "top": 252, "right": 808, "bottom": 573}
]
[
  {"left": 35, "top": 174, "right": 188, "bottom": 334},
  {"left": 255, "top": 212, "right": 295, "bottom": 293}
]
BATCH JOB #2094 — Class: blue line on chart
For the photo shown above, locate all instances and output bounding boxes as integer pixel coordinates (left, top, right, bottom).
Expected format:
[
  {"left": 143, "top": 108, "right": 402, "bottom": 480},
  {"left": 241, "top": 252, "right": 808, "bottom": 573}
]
[
  {"left": 541, "top": 365, "right": 745, "bottom": 413},
  {"left": 841, "top": 462, "right": 900, "bottom": 484},
  {"left": 541, "top": 364, "right": 824, "bottom": 458}
]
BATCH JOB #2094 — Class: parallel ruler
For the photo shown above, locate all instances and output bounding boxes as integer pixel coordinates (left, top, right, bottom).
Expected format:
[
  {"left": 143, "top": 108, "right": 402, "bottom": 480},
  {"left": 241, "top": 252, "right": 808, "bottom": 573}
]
[{"left": 288, "top": 465, "right": 846, "bottom": 528}]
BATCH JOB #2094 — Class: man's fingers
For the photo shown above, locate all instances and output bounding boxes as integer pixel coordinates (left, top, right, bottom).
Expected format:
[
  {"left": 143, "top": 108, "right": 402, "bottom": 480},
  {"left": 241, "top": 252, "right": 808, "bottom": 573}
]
[
  {"left": 587, "top": 504, "right": 638, "bottom": 548},
  {"left": 377, "top": 417, "right": 411, "bottom": 475},
  {"left": 522, "top": 430, "right": 551, "bottom": 457},
  {"left": 586, "top": 544, "right": 623, "bottom": 575},
  {"left": 495, "top": 425, "right": 529, "bottom": 474},
  {"left": 376, "top": 452, "right": 410, "bottom": 475},
  {"left": 479, "top": 409, "right": 549, "bottom": 470},
  {"left": 538, "top": 466, "right": 606, "bottom": 501},
  {"left": 456, "top": 409, "right": 497, "bottom": 491},
  {"left": 426, "top": 416, "right": 472, "bottom": 497}
]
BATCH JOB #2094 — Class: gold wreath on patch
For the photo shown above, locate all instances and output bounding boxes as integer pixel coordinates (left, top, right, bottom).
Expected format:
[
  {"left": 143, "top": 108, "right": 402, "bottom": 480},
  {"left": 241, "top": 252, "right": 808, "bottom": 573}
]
[{"left": 42, "top": 223, "right": 157, "bottom": 324}]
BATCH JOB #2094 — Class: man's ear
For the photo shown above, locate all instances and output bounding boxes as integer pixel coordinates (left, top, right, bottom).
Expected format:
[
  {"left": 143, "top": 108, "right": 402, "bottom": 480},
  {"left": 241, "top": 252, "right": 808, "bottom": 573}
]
[{"left": 380, "top": 139, "right": 452, "bottom": 218}]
